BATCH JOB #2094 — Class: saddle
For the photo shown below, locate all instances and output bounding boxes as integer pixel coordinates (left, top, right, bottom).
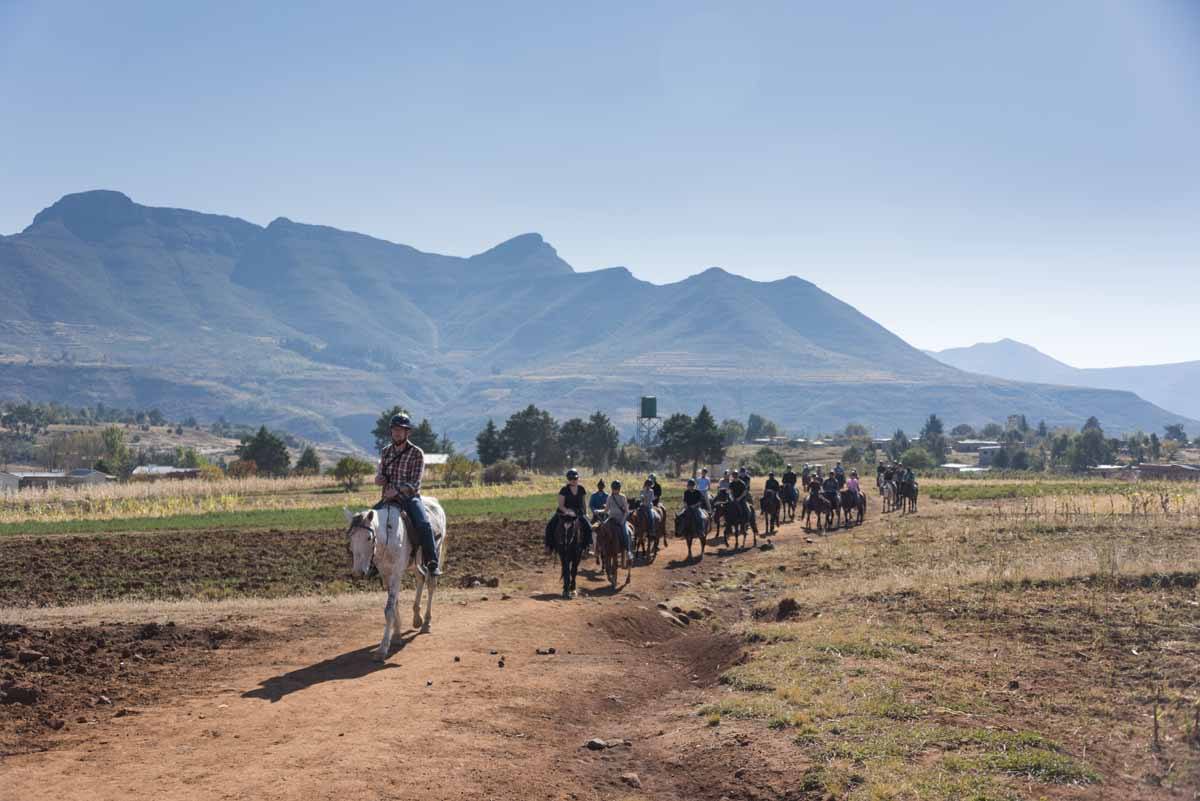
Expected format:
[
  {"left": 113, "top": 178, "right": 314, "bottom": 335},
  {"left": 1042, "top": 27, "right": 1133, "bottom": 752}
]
[{"left": 373, "top": 500, "right": 441, "bottom": 562}]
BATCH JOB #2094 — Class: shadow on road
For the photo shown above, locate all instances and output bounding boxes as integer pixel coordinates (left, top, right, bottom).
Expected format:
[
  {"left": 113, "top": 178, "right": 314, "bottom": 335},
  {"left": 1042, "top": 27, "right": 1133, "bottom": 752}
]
[{"left": 241, "top": 638, "right": 414, "bottom": 702}]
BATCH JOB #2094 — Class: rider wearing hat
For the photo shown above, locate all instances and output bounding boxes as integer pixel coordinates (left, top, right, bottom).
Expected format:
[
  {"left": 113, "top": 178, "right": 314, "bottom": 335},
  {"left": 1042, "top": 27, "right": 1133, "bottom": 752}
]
[
  {"left": 605, "top": 479, "right": 634, "bottom": 566},
  {"left": 546, "top": 468, "right": 590, "bottom": 552},
  {"left": 376, "top": 413, "right": 441, "bottom": 576}
]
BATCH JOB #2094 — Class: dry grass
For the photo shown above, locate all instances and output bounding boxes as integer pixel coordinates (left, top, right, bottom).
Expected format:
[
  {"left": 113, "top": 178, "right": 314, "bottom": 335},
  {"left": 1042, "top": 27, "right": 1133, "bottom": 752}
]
[
  {"left": 693, "top": 479, "right": 1200, "bottom": 799},
  {"left": 0, "top": 473, "right": 568, "bottom": 524}
]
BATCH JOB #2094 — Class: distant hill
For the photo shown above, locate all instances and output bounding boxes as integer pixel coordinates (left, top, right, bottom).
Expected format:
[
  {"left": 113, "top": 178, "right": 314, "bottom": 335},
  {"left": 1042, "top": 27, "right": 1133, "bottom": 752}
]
[
  {"left": 927, "top": 339, "right": 1200, "bottom": 423},
  {"left": 2, "top": 191, "right": 1194, "bottom": 448}
]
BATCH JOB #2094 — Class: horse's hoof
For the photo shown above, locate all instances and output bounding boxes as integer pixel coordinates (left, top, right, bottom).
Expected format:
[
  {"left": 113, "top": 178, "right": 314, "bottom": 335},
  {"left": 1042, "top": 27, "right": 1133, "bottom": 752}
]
[
  {"left": 372, "top": 650, "right": 387, "bottom": 663},
  {"left": 412, "top": 617, "right": 424, "bottom": 630},
  {"left": 420, "top": 624, "right": 431, "bottom": 634}
]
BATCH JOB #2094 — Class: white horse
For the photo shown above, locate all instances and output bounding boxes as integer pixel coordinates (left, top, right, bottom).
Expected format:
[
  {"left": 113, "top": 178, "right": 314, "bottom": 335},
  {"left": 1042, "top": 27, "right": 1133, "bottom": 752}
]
[{"left": 344, "top": 498, "right": 447, "bottom": 661}]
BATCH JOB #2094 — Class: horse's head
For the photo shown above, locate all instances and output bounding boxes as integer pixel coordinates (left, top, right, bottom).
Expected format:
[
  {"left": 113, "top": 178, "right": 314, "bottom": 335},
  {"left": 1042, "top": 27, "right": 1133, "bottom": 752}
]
[{"left": 342, "top": 507, "right": 377, "bottom": 578}]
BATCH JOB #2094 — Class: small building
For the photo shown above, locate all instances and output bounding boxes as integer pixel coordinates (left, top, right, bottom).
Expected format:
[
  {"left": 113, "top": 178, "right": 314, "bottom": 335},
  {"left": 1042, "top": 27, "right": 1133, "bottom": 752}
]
[
  {"left": 1089, "top": 464, "right": 1138, "bottom": 480},
  {"left": 939, "top": 463, "right": 973, "bottom": 472},
  {"left": 0, "top": 471, "right": 18, "bottom": 494},
  {"left": 68, "top": 468, "right": 112, "bottom": 485},
  {"left": 1137, "top": 463, "right": 1200, "bottom": 482},
  {"left": 12, "top": 471, "right": 70, "bottom": 490},
  {"left": 976, "top": 446, "right": 1003, "bottom": 467},
  {"left": 953, "top": 439, "right": 1001, "bottom": 453},
  {"left": 131, "top": 465, "right": 201, "bottom": 481}
]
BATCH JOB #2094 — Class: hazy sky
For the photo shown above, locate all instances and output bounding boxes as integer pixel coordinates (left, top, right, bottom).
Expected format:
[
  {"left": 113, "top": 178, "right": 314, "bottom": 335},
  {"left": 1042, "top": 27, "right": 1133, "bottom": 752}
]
[{"left": 2, "top": 1, "right": 1198, "bottom": 368}]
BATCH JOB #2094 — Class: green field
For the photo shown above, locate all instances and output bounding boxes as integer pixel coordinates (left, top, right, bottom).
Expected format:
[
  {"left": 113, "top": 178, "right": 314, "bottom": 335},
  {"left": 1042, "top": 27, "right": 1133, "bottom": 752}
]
[{"left": 0, "top": 493, "right": 557, "bottom": 537}]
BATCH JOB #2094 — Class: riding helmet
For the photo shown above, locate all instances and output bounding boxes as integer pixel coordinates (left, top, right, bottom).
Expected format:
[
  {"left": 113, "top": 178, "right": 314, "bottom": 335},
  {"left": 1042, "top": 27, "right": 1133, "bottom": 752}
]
[
  {"left": 611, "top": 480, "right": 622, "bottom": 490},
  {"left": 390, "top": 413, "right": 413, "bottom": 429},
  {"left": 686, "top": 479, "right": 696, "bottom": 487},
  {"left": 566, "top": 468, "right": 580, "bottom": 480}
]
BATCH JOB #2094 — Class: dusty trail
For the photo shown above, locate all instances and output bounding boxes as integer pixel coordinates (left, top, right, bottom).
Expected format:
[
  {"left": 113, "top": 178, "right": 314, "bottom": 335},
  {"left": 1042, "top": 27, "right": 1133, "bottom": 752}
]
[{"left": 1, "top": 518, "right": 830, "bottom": 800}]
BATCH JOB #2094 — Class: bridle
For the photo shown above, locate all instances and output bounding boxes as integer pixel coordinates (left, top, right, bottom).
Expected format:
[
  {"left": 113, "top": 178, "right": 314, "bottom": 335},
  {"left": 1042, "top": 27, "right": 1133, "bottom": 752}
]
[{"left": 345, "top": 516, "right": 377, "bottom": 564}]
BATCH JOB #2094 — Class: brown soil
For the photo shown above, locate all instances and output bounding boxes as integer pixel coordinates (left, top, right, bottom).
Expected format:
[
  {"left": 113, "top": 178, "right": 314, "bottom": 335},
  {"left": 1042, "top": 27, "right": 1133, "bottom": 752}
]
[
  {"left": 0, "top": 519, "right": 548, "bottom": 606},
  {"left": 1, "top": 620, "right": 271, "bottom": 754},
  {"left": 0, "top": 524, "right": 812, "bottom": 800}
]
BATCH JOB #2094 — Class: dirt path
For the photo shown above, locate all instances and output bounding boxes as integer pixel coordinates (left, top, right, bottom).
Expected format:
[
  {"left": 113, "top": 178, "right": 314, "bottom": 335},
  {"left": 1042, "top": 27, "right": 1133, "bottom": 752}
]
[{"left": 1, "top": 521, "right": 820, "bottom": 800}]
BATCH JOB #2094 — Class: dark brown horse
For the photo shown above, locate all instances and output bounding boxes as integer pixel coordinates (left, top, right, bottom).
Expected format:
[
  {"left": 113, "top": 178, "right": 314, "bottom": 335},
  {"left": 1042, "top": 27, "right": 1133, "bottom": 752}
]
[
  {"left": 632, "top": 500, "right": 664, "bottom": 562},
  {"left": 553, "top": 513, "right": 587, "bottom": 599},
  {"left": 674, "top": 506, "right": 709, "bottom": 561},
  {"left": 839, "top": 488, "right": 866, "bottom": 526},
  {"left": 802, "top": 486, "right": 832, "bottom": 533},
  {"left": 593, "top": 518, "right": 629, "bottom": 589},
  {"left": 760, "top": 488, "right": 781, "bottom": 535},
  {"left": 781, "top": 483, "right": 800, "bottom": 522}
]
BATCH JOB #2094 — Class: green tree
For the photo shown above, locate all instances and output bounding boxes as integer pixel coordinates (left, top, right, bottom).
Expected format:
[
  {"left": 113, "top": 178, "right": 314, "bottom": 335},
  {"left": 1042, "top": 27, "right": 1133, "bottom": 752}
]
[
  {"left": 843, "top": 423, "right": 870, "bottom": 439},
  {"left": 583, "top": 411, "right": 619, "bottom": 471},
  {"left": 559, "top": 418, "right": 589, "bottom": 468},
  {"left": 1149, "top": 432, "right": 1161, "bottom": 461},
  {"left": 887, "top": 429, "right": 910, "bottom": 461},
  {"left": 1009, "top": 448, "right": 1030, "bottom": 471},
  {"left": 842, "top": 444, "right": 864, "bottom": 464},
  {"left": 409, "top": 418, "right": 439, "bottom": 451},
  {"left": 373, "top": 406, "right": 408, "bottom": 452},
  {"left": 296, "top": 446, "right": 320, "bottom": 475},
  {"left": 746, "top": 413, "right": 779, "bottom": 440},
  {"left": 500, "top": 405, "right": 560, "bottom": 471},
  {"left": 719, "top": 418, "right": 746, "bottom": 446},
  {"left": 1036, "top": 420, "right": 1049, "bottom": 438},
  {"left": 236, "top": 426, "right": 291, "bottom": 476},
  {"left": 991, "top": 447, "right": 1011, "bottom": 469},
  {"left": 656, "top": 412, "right": 694, "bottom": 475},
  {"left": 687, "top": 405, "right": 725, "bottom": 474},
  {"left": 1082, "top": 416, "right": 1103, "bottom": 433},
  {"left": 1163, "top": 423, "right": 1188, "bottom": 445},
  {"left": 333, "top": 456, "right": 374, "bottom": 491},
  {"left": 752, "top": 446, "right": 785, "bottom": 474},
  {"left": 1068, "top": 428, "right": 1112, "bottom": 471},
  {"left": 950, "top": 423, "right": 975, "bottom": 438},
  {"left": 475, "top": 419, "right": 506, "bottom": 466},
  {"left": 1126, "top": 432, "right": 1147, "bottom": 464},
  {"left": 919, "top": 414, "right": 947, "bottom": 461},
  {"left": 899, "top": 445, "right": 933, "bottom": 470},
  {"left": 100, "top": 425, "right": 131, "bottom": 475},
  {"left": 980, "top": 422, "right": 1004, "bottom": 440}
]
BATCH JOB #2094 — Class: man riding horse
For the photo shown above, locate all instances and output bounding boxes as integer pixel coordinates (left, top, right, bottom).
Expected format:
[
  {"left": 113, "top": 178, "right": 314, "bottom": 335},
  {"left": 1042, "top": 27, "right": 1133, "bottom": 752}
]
[
  {"left": 375, "top": 413, "right": 441, "bottom": 576},
  {"left": 729, "top": 471, "right": 759, "bottom": 536}
]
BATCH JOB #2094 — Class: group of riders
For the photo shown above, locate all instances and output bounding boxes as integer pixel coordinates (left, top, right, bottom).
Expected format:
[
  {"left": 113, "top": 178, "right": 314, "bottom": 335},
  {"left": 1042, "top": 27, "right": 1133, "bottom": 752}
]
[{"left": 543, "top": 458, "right": 918, "bottom": 565}]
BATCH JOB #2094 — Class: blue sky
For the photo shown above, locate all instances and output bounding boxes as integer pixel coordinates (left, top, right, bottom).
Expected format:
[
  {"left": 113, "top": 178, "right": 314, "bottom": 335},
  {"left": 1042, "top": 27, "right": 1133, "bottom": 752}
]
[{"left": 2, "top": 0, "right": 1198, "bottom": 367}]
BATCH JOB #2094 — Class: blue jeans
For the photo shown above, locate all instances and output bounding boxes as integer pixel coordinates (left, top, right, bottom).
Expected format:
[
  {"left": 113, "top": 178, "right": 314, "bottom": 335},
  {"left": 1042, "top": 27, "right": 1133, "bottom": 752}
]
[{"left": 401, "top": 494, "right": 439, "bottom": 569}]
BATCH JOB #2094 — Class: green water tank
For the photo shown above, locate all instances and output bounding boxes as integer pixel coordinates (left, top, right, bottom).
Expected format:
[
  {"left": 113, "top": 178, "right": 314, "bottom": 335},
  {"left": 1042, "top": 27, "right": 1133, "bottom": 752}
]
[{"left": 640, "top": 396, "right": 657, "bottom": 419}]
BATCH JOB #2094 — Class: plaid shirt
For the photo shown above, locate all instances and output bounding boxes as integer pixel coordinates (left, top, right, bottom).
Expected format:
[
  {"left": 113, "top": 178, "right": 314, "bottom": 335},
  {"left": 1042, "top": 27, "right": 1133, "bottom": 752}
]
[{"left": 378, "top": 441, "right": 425, "bottom": 497}]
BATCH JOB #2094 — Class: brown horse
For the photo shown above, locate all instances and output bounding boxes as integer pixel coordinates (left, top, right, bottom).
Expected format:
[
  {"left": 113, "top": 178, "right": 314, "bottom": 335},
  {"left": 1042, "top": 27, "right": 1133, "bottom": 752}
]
[
  {"left": 760, "top": 488, "right": 781, "bottom": 535},
  {"left": 802, "top": 486, "right": 832, "bottom": 533},
  {"left": 781, "top": 483, "right": 800, "bottom": 522},
  {"left": 593, "top": 518, "right": 630, "bottom": 589},
  {"left": 632, "top": 501, "right": 664, "bottom": 562}
]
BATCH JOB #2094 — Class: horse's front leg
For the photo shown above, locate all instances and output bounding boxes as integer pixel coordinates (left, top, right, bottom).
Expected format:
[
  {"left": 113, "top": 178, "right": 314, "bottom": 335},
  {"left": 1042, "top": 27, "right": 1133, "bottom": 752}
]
[
  {"left": 412, "top": 571, "right": 426, "bottom": 631},
  {"left": 376, "top": 575, "right": 400, "bottom": 661},
  {"left": 420, "top": 572, "right": 436, "bottom": 633}
]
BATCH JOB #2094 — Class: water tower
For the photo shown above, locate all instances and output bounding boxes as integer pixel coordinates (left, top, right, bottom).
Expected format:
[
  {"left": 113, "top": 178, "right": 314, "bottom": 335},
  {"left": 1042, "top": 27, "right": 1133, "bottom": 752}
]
[{"left": 636, "top": 396, "right": 660, "bottom": 449}]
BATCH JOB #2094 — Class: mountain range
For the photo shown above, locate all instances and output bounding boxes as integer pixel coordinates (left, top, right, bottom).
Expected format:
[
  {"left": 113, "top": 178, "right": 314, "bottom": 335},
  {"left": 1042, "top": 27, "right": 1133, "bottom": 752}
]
[
  {"left": 926, "top": 339, "right": 1200, "bottom": 424},
  {"left": 2, "top": 191, "right": 1194, "bottom": 451}
]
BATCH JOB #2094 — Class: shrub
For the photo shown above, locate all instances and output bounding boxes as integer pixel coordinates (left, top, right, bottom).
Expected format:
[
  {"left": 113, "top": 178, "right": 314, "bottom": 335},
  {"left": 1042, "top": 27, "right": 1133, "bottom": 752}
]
[
  {"left": 442, "top": 453, "right": 480, "bottom": 487},
  {"left": 227, "top": 459, "right": 257, "bottom": 478},
  {"left": 898, "top": 446, "right": 934, "bottom": 470},
  {"left": 333, "top": 456, "right": 374, "bottom": 491},
  {"left": 482, "top": 460, "right": 521, "bottom": 485}
]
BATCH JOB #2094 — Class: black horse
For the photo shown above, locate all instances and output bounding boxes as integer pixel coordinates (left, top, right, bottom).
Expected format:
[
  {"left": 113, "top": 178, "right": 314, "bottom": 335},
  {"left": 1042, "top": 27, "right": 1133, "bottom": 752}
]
[
  {"left": 781, "top": 483, "right": 800, "bottom": 522},
  {"left": 899, "top": 480, "right": 919, "bottom": 513},
  {"left": 674, "top": 506, "right": 709, "bottom": 561},
  {"left": 552, "top": 513, "right": 588, "bottom": 599},
  {"left": 839, "top": 488, "right": 866, "bottom": 526},
  {"left": 760, "top": 488, "right": 781, "bottom": 535},
  {"left": 803, "top": 485, "right": 832, "bottom": 533}
]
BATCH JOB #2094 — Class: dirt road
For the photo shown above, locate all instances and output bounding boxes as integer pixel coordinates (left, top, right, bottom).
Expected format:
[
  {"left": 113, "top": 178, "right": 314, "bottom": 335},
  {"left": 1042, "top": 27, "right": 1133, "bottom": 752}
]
[{"left": 1, "top": 523, "right": 813, "bottom": 801}]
